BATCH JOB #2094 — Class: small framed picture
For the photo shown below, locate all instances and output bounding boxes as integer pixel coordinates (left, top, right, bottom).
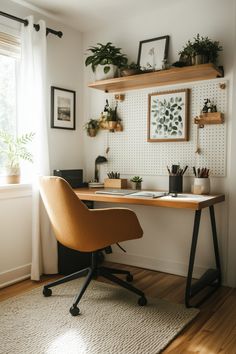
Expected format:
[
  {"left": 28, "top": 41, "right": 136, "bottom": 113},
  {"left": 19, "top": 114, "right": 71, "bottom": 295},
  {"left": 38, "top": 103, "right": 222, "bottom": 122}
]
[
  {"left": 137, "top": 35, "right": 169, "bottom": 71},
  {"left": 51, "top": 86, "right": 76, "bottom": 130},
  {"left": 148, "top": 89, "right": 190, "bottom": 142}
]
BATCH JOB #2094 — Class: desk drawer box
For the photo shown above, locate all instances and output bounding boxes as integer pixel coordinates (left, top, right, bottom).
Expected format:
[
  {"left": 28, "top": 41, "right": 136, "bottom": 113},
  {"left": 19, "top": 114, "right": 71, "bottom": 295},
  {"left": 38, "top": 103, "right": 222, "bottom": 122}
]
[{"left": 104, "top": 178, "right": 127, "bottom": 189}]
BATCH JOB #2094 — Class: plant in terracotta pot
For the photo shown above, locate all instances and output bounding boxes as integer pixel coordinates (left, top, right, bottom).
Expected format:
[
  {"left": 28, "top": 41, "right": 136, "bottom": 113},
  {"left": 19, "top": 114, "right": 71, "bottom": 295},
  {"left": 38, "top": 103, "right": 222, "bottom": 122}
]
[
  {"left": 84, "top": 119, "right": 100, "bottom": 137},
  {"left": 120, "top": 62, "right": 142, "bottom": 77},
  {"left": 0, "top": 131, "right": 34, "bottom": 184},
  {"left": 179, "top": 34, "right": 222, "bottom": 65},
  {"left": 85, "top": 42, "right": 128, "bottom": 80},
  {"left": 130, "top": 176, "right": 143, "bottom": 190}
]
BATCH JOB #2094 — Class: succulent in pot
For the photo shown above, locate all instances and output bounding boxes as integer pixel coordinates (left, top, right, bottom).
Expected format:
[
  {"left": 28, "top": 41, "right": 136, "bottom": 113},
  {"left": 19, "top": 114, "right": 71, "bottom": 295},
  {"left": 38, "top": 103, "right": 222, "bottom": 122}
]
[
  {"left": 0, "top": 131, "right": 34, "bottom": 184},
  {"left": 130, "top": 176, "right": 143, "bottom": 190},
  {"left": 85, "top": 42, "right": 128, "bottom": 80}
]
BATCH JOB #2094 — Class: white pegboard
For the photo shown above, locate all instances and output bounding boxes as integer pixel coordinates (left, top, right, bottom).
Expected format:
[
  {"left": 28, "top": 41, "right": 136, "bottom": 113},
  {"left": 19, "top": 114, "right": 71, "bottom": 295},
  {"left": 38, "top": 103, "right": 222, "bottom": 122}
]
[{"left": 103, "top": 79, "right": 227, "bottom": 177}]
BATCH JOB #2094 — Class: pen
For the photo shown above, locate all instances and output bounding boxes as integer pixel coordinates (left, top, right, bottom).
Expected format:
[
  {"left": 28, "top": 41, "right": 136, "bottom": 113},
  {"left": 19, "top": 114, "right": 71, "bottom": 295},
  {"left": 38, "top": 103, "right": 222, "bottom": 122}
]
[{"left": 182, "top": 165, "right": 188, "bottom": 175}]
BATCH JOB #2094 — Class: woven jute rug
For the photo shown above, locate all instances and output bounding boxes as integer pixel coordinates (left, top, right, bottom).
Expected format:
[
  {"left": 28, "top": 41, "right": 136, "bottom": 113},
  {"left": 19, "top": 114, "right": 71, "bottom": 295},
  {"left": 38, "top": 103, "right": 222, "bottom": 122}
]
[{"left": 0, "top": 278, "right": 199, "bottom": 354}]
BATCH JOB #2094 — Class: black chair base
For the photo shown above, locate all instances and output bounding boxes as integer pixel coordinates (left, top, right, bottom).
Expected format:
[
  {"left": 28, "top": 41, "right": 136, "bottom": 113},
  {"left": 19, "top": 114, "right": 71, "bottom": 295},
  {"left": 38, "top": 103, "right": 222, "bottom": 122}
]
[{"left": 43, "top": 252, "right": 147, "bottom": 316}]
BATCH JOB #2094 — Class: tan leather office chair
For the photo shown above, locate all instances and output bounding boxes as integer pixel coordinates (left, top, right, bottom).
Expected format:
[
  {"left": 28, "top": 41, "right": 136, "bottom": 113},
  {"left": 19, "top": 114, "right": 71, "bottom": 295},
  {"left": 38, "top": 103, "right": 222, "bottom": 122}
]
[{"left": 39, "top": 176, "right": 147, "bottom": 316}]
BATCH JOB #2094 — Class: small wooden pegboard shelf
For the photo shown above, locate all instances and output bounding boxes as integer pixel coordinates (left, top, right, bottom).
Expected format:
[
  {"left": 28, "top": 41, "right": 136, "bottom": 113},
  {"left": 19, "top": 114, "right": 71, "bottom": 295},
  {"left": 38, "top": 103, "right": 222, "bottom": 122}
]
[
  {"left": 88, "top": 63, "right": 223, "bottom": 93},
  {"left": 194, "top": 112, "right": 224, "bottom": 127}
]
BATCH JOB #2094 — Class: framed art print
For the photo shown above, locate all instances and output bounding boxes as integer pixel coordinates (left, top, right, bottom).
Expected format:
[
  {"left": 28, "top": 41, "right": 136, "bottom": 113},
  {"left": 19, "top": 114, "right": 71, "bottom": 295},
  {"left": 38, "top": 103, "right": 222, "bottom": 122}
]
[
  {"left": 137, "top": 35, "right": 169, "bottom": 71},
  {"left": 51, "top": 86, "right": 76, "bottom": 130},
  {"left": 148, "top": 89, "right": 190, "bottom": 142}
]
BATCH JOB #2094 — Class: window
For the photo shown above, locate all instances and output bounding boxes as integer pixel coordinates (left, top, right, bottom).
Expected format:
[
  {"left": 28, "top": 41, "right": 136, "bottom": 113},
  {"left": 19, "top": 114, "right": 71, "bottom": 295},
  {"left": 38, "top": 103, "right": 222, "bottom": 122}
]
[{"left": 0, "top": 31, "right": 20, "bottom": 174}]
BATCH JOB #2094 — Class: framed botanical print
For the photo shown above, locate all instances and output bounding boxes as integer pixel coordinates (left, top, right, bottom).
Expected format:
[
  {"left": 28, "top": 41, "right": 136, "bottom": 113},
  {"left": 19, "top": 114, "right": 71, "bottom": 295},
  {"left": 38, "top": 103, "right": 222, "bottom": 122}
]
[
  {"left": 51, "top": 86, "right": 76, "bottom": 130},
  {"left": 137, "top": 35, "right": 169, "bottom": 71},
  {"left": 148, "top": 89, "right": 190, "bottom": 142}
]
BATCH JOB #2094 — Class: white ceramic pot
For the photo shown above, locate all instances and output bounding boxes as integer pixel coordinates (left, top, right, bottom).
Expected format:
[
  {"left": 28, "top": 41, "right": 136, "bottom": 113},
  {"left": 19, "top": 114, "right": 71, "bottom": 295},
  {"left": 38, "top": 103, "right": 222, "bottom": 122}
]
[
  {"left": 95, "top": 64, "right": 117, "bottom": 81},
  {"left": 130, "top": 181, "right": 142, "bottom": 190},
  {"left": 192, "top": 178, "right": 210, "bottom": 195}
]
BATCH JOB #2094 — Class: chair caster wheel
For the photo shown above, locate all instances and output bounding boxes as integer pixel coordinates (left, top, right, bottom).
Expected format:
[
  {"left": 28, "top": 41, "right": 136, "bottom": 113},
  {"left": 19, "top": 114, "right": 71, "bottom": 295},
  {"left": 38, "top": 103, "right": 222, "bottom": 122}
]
[
  {"left": 138, "top": 296, "right": 147, "bottom": 306},
  {"left": 70, "top": 306, "right": 80, "bottom": 316},
  {"left": 126, "top": 274, "right": 133, "bottom": 282},
  {"left": 43, "top": 287, "right": 52, "bottom": 297}
]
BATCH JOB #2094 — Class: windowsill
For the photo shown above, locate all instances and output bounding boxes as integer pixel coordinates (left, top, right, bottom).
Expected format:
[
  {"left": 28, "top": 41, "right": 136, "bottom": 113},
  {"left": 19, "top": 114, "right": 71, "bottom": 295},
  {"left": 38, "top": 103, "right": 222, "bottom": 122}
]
[
  {"left": 0, "top": 182, "right": 32, "bottom": 189},
  {"left": 0, "top": 181, "right": 32, "bottom": 199}
]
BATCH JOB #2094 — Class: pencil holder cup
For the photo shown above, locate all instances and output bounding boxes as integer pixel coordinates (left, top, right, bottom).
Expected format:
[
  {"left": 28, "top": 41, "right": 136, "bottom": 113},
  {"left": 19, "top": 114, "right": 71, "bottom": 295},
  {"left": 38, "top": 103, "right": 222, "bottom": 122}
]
[
  {"left": 192, "top": 178, "right": 210, "bottom": 195},
  {"left": 169, "top": 175, "right": 183, "bottom": 194}
]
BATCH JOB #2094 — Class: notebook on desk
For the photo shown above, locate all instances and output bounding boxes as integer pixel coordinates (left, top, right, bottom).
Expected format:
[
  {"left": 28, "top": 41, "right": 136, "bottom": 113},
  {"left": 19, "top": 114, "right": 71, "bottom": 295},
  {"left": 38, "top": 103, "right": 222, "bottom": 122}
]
[
  {"left": 95, "top": 189, "right": 135, "bottom": 196},
  {"left": 95, "top": 189, "right": 167, "bottom": 198},
  {"left": 127, "top": 191, "right": 167, "bottom": 198}
]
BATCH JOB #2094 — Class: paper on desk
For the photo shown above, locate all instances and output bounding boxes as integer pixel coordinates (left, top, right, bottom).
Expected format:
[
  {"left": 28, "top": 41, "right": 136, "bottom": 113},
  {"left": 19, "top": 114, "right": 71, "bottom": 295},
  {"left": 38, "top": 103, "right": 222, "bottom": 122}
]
[{"left": 128, "top": 191, "right": 167, "bottom": 198}]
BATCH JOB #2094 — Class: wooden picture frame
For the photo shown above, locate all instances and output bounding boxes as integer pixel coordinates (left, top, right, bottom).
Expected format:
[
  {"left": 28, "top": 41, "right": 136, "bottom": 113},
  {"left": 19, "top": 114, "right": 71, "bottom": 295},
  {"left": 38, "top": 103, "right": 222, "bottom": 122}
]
[
  {"left": 51, "top": 86, "right": 76, "bottom": 130},
  {"left": 137, "top": 35, "right": 169, "bottom": 71},
  {"left": 148, "top": 89, "right": 190, "bottom": 142}
]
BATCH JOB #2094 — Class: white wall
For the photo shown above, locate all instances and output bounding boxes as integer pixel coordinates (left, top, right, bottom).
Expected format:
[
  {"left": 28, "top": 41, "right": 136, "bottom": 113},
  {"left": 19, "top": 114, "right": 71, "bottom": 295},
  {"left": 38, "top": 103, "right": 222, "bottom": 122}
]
[
  {"left": 82, "top": 0, "right": 236, "bottom": 286},
  {"left": 0, "top": 0, "right": 83, "bottom": 286}
]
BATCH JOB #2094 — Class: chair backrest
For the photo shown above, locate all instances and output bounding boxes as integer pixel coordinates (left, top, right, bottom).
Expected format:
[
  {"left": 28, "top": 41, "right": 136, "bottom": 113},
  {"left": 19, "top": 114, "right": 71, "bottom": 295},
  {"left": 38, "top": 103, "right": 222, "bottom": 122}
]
[
  {"left": 39, "top": 176, "right": 143, "bottom": 252},
  {"left": 39, "top": 176, "right": 92, "bottom": 251}
]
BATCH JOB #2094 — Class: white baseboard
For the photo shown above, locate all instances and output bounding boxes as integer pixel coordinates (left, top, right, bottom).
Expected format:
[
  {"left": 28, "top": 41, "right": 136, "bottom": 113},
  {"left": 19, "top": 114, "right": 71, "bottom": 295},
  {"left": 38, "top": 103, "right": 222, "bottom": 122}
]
[
  {"left": 0, "top": 263, "right": 31, "bottom": 288},
  {"left": 106, "top": 252, "right": 207, "bottom": 279}
]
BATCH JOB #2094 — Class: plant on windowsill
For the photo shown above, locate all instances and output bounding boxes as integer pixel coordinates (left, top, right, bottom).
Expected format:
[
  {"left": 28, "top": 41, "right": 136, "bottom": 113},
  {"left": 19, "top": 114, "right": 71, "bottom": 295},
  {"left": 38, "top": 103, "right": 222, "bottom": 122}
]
[
  {"left": 85, "top": 42, "right": 128, "bottom": 80},
  {"left": 84, "top": 119, "right": 100, "bottom": 137},
  {"left": 0, "top": 131, "right": 34, "bottom": 184},
  {"left": 130, "top": 176, "right": 143, "bottom": 190},
  {"left": 179, "top": 34, "right": 222, "bottom": 66}
]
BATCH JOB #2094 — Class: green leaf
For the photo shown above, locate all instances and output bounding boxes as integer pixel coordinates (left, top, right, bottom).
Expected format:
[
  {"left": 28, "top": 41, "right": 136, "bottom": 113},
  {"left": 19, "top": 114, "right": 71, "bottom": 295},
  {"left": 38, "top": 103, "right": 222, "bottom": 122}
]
[{"left": 104, "top": 66, "right": 111, "bottom": 74}]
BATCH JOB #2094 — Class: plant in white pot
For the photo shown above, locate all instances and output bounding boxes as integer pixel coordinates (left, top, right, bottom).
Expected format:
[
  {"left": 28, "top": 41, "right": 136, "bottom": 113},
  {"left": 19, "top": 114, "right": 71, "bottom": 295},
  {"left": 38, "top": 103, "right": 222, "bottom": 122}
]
[
  {"left": 130, "top": 176, "right": 143, "bottom": 190},
  {"left": 0, "top": 131, "right": 34, "bottom": 184},
  {"left": 85, "top": 42, "right": 128, "bottom": 80}
]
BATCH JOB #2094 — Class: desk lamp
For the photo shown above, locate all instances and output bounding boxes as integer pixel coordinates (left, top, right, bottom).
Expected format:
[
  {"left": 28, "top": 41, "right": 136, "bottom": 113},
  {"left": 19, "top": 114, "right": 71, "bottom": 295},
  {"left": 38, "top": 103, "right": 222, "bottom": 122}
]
[{"left": 95, "top": 155, "right": 108, "bottom": 182}]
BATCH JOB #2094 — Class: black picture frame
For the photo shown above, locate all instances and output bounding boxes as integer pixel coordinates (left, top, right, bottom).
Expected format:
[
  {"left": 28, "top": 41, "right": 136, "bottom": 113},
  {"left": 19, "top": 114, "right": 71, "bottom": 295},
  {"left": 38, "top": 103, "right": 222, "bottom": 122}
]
[
  {"left": 137, "top": 35, "right": 170, "bottom": 72},
  {"left": 51, "top": 86, "right": 76, "bottom": 130}
]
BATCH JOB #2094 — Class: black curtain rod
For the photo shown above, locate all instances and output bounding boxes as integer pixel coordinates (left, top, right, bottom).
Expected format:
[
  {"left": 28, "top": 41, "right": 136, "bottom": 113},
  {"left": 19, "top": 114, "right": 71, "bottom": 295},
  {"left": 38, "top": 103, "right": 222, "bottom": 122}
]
[{"left": 0, "top": 11, "right": 63, "bottom": 38}]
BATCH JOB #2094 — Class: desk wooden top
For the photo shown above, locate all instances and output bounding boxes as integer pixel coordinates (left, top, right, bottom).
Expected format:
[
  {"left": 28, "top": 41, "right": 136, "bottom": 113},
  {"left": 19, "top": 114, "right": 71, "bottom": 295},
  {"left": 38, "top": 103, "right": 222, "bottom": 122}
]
[{"left": 74, "top": 188, "right": 225, "bottom": 210}]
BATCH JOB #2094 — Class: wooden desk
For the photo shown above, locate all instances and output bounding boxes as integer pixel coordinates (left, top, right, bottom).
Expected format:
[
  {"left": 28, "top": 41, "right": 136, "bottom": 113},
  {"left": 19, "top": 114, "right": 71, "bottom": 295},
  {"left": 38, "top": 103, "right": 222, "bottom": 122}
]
[{"left": 74, "top": 188, "right": 225, "bottom": 307}]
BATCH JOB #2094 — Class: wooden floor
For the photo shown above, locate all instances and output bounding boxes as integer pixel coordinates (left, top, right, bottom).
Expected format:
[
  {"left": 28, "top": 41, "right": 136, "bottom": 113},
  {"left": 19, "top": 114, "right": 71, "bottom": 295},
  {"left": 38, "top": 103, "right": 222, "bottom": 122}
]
[{"left": 1, "top": 263, "right": 236, "bottom": 354}]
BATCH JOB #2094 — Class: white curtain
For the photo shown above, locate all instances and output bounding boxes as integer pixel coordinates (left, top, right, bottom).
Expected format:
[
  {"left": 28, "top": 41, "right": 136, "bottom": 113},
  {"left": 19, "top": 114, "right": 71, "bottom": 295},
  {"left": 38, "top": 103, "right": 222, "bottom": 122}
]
[{"left": 18, "top": 16, "right": 58, "bottom": 280}]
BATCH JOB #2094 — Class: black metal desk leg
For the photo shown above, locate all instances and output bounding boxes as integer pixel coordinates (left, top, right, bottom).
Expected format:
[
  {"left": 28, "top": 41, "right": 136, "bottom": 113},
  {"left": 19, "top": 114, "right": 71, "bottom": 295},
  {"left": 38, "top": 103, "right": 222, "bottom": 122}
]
[
  {"left": 209, "top": 205, "right": 222, "bottom": 285},
  {"left": 185, "top": 210, "right": 201, "bottom": 307},
  {"left": 185, "top": 206, "right": 222, "bottom": 308}
]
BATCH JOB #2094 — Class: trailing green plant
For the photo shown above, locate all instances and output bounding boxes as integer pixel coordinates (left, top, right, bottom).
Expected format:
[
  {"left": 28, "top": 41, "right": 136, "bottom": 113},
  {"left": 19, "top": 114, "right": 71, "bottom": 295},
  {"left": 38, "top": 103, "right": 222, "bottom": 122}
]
[
  {"left": 130, "top": 176, "right": 143, "bottom": 183},
  {"left": 0, "top": 131, "right": 34, "bottom": 169},
  {"left": 84, "top": 119, "right": 100, "bottom": 132},
  {"left": 179, "top": 34, "right": 222, "bottom": 64},
  {"left": 121, "top": 62, "right": 140, "bottom": 70},
  {"left": 85, "top": 42, "right": 128, "bottom": 74}
]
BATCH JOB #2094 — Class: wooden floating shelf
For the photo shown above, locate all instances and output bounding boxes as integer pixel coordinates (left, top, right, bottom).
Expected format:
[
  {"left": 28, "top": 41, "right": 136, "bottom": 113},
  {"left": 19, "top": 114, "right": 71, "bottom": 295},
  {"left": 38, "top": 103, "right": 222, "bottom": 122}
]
[
  {"left": 194, "top": 112, "right": 224, "bottom": 127},
  {"left": 88, "top": 64, "right": 223, "bottom": 93}
]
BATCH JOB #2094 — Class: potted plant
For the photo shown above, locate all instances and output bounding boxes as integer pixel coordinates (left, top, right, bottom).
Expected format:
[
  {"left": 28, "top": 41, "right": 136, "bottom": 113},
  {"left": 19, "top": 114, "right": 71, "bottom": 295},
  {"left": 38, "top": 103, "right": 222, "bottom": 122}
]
[
  {"left": 130, "top": 176, "right": 143, "bottom": 190},
  {"left": 0, "top": 131, "right": 34, "bottom": 184},
  {"left": 120, "top": 62, "right": 142, "bottom": 77},
  {"left": 179, "top": 34, "right": 222, "bottom": 65},
  {"left": 107, "top": 105, "right": 119, "bottom": 131},
  {"left": 85, "top": 42, "right": 128, "bottom": 80},
  {"left": 84, "top": 119, "right": 100, "bottom": 137}
]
